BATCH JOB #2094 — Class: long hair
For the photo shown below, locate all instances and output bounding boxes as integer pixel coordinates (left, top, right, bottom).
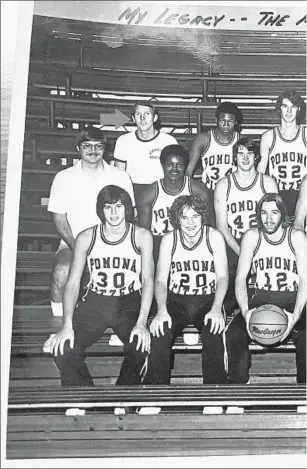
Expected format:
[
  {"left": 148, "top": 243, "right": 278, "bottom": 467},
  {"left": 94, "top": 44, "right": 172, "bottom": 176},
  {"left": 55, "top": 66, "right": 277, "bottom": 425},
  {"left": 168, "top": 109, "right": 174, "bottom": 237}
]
[
  {"left": 275, "top": 91, "right": 306, "bottom": 125},
  {"left": 232, "top": 137, "right": 261, "bottom": 167},
  {"left": 169, "top": 195, "right": 209, "bottom": 229},
  {"left": 96, "top": 185, "right": 134, "bottom": 224},
  {"left": 256, "top": 193, "right": 292, "bottom": 229}
]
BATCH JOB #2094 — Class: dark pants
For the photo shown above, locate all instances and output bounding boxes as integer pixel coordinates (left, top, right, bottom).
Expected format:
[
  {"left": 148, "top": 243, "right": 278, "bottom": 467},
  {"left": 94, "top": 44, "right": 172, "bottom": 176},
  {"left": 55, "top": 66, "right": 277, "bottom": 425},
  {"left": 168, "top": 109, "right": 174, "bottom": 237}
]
[
  {"left": 279, "top": 189, "right": 299, "bottom": 219},
  {"left": 226, "top": 289, "right": 306, "bottom": 384},
  {"left": 144, "top": 292, "right": 228, "bottom": 385},
  {"left": 54, "top": 290, "right": 147, "bottom": 386}
]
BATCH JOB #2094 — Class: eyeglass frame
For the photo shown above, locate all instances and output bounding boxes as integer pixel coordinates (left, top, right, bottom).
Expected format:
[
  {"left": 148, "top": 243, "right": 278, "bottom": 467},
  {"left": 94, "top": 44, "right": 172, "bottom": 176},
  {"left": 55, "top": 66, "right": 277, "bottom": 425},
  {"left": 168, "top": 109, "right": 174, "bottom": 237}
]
[{"left": 79, "top": 141, "right": 106, "bottom": 151}]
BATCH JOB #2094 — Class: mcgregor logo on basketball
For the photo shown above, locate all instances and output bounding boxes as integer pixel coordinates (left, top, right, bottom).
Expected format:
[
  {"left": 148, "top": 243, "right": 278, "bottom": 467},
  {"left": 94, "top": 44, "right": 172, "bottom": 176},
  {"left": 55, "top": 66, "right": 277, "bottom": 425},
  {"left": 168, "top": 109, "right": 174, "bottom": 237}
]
[{"left": 251, "top": 326, "right": 283, "bottom": 337}]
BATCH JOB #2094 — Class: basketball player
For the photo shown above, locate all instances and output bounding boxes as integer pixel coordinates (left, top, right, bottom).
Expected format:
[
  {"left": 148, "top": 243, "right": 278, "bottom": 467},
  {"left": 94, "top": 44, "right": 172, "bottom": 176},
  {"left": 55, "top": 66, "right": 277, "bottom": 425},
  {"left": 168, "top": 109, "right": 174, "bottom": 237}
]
[
  {"left": 113, "top": 100, "right": 177, "bottom": 203},
  {"left": 293, "top": 174, "right": 307, "bottom": 232},
  {"left": 143, "top": 195, "right": 229, "bottom": 385},
  {"left": 185, "top": 101, "right": 243, "bottom": 192},
  {"left": 138, "top": 144, "right": 212, "bottom": 264},
  {"left": 226, "top": 193, "right": 307, "bottom": 384},
  {"left": 214, "top": 138, "right": 278, "bottom": 312},
  {"left": 44, "top": 185, "right": 154, "bottom": 386},
  {"left": 258, "top": 90, "right": 307, "bottom": 217},
  {"left": 48, "top": 126, "right": 135, "bottom": 317}
]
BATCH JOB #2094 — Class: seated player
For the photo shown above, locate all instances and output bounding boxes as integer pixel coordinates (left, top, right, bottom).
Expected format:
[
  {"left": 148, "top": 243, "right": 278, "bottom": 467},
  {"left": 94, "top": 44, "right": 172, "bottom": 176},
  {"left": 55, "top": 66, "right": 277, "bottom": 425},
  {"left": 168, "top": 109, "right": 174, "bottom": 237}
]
[
  {"left": 226, "top": 193, "right": 307, "bottom": 384},
  {"left": 138, "top": 144, "right": 212, "bottom": 265},
  {"left": 143, "top": 195, "right": 229, "bottom": 385},
  {"left": 44, "top": 185, "right": 154, "bottom": 386},
  {"left": 293, "top": 174, "right": 307, "bottom": 232},
  {"left": 214, "top": 137, "right": 278, "bottom": 313}
]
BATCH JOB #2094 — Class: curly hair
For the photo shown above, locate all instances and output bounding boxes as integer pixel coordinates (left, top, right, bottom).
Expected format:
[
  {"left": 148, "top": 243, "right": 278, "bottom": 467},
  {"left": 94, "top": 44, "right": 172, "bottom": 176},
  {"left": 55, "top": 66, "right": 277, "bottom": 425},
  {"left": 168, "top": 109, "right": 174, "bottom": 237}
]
[
  {"left": 169, "top": 195, "right": 209, "bottom": 229},
  {"left": 96, "top": 185, "right": 134, "bottom": 224},
  {"left": 275, "top": 91, "right": 306, "bottom": 125},
  {"left": 233, "top": 137, "right": 261, "bottom": 167},
  {"left": 255, "top": 193, "right": 292, "bottom": 229}
]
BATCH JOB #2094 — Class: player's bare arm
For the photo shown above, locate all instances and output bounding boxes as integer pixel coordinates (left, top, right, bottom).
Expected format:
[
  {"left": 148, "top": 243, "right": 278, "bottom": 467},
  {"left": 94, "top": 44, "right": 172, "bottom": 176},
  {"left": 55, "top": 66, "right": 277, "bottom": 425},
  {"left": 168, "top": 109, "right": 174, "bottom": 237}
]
[
  {"left": 185, "top": 132, "right": 209, "bottom": 177},
  {"left": 291, "top": 229, "right": 307, "bottom": 325},
  {"left": 137, "top": 184, "right": 156, "bottom": 230},
  {"left": 130, "top": 227, "right": 154, "bottom": 352},
  {"left": 151, "top": 232, "right": 173, "bottom": 337},
  {"left": 263, "top": 174, "right": 279, "bottom": 193},
  {"left": 214, "top": 177, "right": 240, "bottom": 256},
  {"left": 190, "top": 178, "right": 214, "bottom": 220},
  {"left": 48, "top": 228, "right": 93, "bottom": 356},
  {"left": 52, "top": 212, "right": 75, "bottom": 251},
  {"left": 204, "top": 228, "right": 229, "bottom": 334},
  {"left": 293, "top": 175, "right": 307, "bottom": 230},
  {"left": 258, "top": 128, "right": 274, "bottom": 174},
  {"left": 235, "top": 229, "right": 259, "bottom": 318}
]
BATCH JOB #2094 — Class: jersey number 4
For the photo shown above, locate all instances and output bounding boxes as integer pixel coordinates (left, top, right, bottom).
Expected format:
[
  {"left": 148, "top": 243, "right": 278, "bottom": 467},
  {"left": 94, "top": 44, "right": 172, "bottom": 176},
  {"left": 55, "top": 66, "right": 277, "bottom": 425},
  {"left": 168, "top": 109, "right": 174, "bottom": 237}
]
[{"left": 233, "top": 213, "right": 257, "bottom": 230}]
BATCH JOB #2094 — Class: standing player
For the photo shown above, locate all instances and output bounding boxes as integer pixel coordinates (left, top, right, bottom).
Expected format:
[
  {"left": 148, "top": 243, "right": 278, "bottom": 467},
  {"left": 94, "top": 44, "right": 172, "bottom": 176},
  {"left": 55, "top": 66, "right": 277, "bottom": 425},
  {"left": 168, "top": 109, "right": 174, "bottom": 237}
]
[
  {"left": 138, "top": 144, "right": 212, "bottom": 264},
  {"left": 48, "top": 126, "right": 135, "bottom": 317},
  {"left": 293, "top": 174, "right": 307, "bottom": 232},
  {"left": 44, "top": 185, "right": 154, "bottom": 386},
  {"left": 185, "top": 102, "right": 243, "bottom": 192},
  {"left": 258, "top": 90, "right": 307, "bottom": 217},
  {"left": 226, "top": 193, "right": 307, "bottom": 384},
  {"left": 113, "top": 100, "right": 178, "bottom": 203},
  {"left": 214, "top": 138, "right": 278, "bottom": 311},
  {"left": 143, "top": 195, "right": 229, "bottom": 385}
]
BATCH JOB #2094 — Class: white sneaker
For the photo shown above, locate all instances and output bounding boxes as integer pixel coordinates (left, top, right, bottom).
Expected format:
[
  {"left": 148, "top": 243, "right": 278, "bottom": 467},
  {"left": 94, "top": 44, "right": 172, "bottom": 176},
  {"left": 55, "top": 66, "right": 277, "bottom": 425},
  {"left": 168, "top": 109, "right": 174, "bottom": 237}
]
[
  {"left": 114, "top": 407, "right": 126, "bottom": 415},
  {"left": 183, "top": 333, "right": 199, "bottom": 345},
  {"left": 137, "top": 407, "right": 161, "bottom": 415},
  {"left": 202, "top": 406, "right": 223, "bottom": 414},
  {"left": 109, "top": 335, "right": 124, "bottom": 346}
]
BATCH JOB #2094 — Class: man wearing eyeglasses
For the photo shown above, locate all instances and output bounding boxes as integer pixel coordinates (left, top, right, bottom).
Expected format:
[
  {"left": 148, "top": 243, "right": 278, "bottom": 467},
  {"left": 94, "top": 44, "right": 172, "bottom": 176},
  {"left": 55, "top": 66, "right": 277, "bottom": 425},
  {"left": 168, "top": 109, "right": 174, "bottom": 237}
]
[
  {"left": 214, "top": 137, "right": 278, "bottom": 314},
  {"left": 48, "top": 126, "right": 135, "bottom": 318}
]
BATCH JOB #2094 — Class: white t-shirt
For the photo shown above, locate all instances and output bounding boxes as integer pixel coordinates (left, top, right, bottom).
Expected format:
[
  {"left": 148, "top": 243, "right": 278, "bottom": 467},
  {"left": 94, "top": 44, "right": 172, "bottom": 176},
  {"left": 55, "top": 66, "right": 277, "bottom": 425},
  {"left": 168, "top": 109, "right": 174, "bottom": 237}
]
[
  {"left": 48, "top": 160, "right": 135, "bottom": 239},
  {"left": 114, "top": 131, "right": 178, "bottom": 184}
]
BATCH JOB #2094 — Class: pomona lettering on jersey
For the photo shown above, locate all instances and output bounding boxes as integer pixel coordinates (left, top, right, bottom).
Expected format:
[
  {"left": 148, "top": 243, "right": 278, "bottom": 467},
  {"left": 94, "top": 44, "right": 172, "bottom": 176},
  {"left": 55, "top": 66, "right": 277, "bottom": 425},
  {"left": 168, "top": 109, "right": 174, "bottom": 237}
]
[
  {"left": 149, "top": 148, "right": 161, "bottom": 160},
  {"left": 253, "top": 256, "right": 297, "bottom": 274},
  {"left": 89, "top": 256, "right": 137, "bottom": 272},
  {"left": 269, "top": 152, "right": 306, "bottom": 190},
  {"left": 228, "top": 199, "right": 257, "bottom": 215}
]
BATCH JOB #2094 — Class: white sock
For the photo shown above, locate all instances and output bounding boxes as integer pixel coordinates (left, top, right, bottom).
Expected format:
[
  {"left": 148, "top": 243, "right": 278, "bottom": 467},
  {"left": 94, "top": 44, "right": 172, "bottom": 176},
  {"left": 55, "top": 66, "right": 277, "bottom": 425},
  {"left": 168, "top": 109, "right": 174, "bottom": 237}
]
[{"left": 51, "top": 301, "right": 63, "bottom": 317}]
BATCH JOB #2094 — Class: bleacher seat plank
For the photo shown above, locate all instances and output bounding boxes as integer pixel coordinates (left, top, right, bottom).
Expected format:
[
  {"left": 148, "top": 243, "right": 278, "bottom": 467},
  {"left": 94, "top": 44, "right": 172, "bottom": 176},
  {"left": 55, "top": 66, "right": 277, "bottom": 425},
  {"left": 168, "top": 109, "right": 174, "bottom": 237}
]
[
  {"left": 8, "top": 384, "right": 305, "bottom": 410},
  {"left": 26, "top": 96, "right": 283, "bottom": 128},
  {"left": 7, "top": 435, "right": 305, "bottom": 459}
]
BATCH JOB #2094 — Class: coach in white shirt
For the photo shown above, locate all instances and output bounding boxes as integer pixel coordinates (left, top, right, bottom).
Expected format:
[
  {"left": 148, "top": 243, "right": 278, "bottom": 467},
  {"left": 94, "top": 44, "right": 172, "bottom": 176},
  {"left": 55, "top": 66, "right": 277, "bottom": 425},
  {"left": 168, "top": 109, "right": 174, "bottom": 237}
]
[{"left": 48, "top": 126, "right": 135, "bottom": 317}]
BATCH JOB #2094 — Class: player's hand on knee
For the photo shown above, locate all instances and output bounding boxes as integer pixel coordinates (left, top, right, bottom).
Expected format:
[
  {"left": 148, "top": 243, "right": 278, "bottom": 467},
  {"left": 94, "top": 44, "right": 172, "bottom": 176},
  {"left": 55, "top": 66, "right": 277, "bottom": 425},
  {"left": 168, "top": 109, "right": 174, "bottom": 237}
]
[
  {"left": 150, "top": 310, "right": 172, "bottom": 338},
  {"left": 204, "top": 310, "right": 225, "bottom": 335},
  {"left": 48, "top": 327, "right": 75, "bottom": 357},
  {"left": 280, "top": 309, "right": 294, "bottom": 343},
  {"left": 242, "top": 308, "right": 256, "bottom": 340},
  {"left": 129, "top": 324, "right": 151, "bottom": 353}
]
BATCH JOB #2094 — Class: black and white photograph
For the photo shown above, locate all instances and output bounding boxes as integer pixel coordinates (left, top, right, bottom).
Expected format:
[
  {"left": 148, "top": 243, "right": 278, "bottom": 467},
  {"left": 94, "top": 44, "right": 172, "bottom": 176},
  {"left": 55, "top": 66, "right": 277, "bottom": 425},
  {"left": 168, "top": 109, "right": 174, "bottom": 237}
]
[{"left": 1, "top": 1, "right": 306, "bottom": 467}]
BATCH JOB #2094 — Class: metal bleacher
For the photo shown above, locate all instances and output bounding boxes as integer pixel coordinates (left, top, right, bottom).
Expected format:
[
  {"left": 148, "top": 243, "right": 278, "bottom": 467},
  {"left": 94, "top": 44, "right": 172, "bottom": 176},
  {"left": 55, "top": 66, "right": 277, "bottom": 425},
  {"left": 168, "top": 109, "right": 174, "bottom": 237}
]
[{"left": 7, "top": 9, "right": 306, "bottom": 460}]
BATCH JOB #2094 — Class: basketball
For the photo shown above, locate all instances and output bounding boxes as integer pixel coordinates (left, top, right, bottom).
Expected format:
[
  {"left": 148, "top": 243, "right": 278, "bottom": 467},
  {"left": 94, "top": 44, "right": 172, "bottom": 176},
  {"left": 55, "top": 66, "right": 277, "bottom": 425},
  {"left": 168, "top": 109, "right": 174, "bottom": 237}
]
[{"left": 248, "top": 304, "right": 288, "bottom": 346}]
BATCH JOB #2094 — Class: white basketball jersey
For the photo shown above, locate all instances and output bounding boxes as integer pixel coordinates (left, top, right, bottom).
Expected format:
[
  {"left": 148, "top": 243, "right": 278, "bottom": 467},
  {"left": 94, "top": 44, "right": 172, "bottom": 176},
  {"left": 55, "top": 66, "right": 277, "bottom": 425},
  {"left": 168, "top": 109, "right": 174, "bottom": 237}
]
[
  {"left": 151, "top": 176, "right": 192, "bottom": 236},
  {"left": 169, "top": 226, "right": 217, "bottom": 296},
  {"left": 227, "top": 171, "right": 266, "bottom": 240},
  {"left": 201, "top": 130, "right": 239, "bottom": 191},
  {"left": 86, "top": 223, "right": 142, "bottom": 296},
  {"left": 268, "top": 126, "right": 307, "bottom": 191},
  {"left": 252, "top": 227, "right": 299, "bottom": 292}
]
